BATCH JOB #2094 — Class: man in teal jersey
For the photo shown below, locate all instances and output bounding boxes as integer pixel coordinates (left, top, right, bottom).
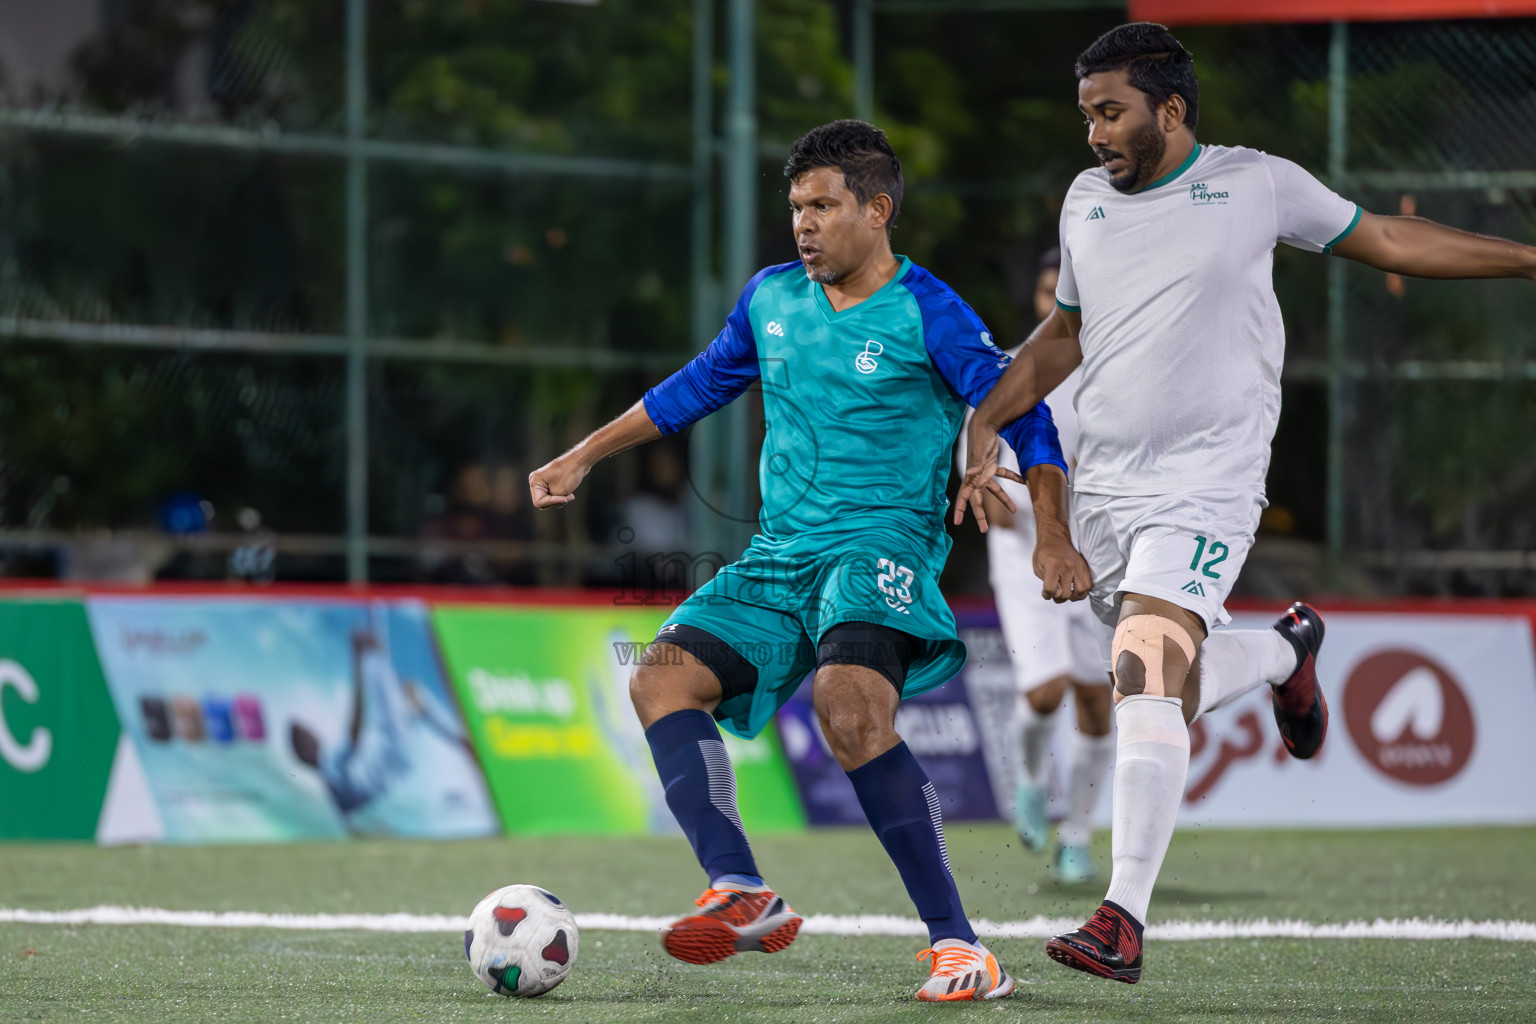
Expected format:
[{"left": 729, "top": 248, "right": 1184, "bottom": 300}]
[{"left": 530, "top": 120, "right": 1087, "bottom": 1001}]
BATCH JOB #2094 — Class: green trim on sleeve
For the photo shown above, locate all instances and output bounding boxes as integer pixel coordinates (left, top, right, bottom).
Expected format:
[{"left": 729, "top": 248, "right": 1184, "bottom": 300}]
[
  {"left": 1323, "top": 205, "right": 1363, "bottom": 254},
  {"left": 1055, "top": 298, "right": 1081, "bottom": 313}
]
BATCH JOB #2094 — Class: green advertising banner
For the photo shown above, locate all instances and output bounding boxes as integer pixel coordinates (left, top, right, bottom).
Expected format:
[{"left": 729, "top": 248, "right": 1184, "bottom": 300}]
[
  {"left": 0, "top": 597, "right": 121, "bottom": 840},
  {"left": 432, "top": 604, "right": 805, "bottom": 836}
]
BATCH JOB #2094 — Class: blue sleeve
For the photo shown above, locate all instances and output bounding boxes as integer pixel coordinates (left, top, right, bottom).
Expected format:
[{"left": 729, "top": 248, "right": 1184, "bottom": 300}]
[
  {"left": 997, "top": 401, "right": 1067, "bottom": 477},
  {"left": 912, "top": 273, "right": 1068, "bottom": 474},
  {"left": 642, "top": 267, "right": 780, "bottom": 434}
]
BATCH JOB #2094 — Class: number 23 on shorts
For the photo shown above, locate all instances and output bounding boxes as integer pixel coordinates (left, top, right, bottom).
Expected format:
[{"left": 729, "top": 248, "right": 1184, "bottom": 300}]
[
  {"left": 1189, "top": 535, "right": 1229, "bottom": 579},
  {"left": 876, "top": 557, "right": 914, "bottom": 613}
]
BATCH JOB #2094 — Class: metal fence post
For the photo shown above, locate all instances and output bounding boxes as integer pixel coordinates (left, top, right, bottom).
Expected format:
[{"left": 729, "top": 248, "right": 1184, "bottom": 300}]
[
  {"left": 722, "top": 0, "right": 757, "bottom": 556},
  {"left": 692, "top": 0, "right": 717, "bottom": 358},
  {"left": 688, "top": 0, "right": 725, "bottom": 564},
  {"left": 1326, "top": 20, "right": 1349, "bottom": 575},
  {"left": 344, "top": 0, "right": 370, "bottom": 583},
  {"left": 853, "top": 0, "right": 874, "bottom": 121}
]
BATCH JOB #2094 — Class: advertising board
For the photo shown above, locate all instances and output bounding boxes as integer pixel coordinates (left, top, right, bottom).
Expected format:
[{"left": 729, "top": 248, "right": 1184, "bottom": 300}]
[
  {"left": 87, "top": 597, "right": 499, "bottom": 843},
  {"left": 431, "top": 604, "right": 805, "bottom": 836},
  {"left": 776, "top": 670, "right": 1000, "bottom": 826},
  {"left": 1182, "top": 610, "right": 1536, "bottom": 827},
  {"left": 959, "top": 603, "right": 1536, "bottom": 828}
]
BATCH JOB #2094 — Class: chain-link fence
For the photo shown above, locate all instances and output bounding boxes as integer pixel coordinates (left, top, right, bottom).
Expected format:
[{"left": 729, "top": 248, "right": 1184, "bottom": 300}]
[
  {"left": 0, "top": 0, "right": 709, "bottom": 587},
  {"left": 2, "top": 2, "right": 1533, "bottom": 596}
]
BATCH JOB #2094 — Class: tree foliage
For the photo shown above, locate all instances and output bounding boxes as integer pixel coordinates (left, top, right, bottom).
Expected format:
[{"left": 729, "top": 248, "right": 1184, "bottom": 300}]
[{"left": 1, "top": 3, "right": 1533, "bottom": 590}]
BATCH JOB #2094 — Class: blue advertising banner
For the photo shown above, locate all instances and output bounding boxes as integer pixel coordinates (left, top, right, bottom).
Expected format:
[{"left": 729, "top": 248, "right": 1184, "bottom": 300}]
[
  {"left": 87, "top": 597, "right": 499, "bottom": 843},
  {"left": 774, "top": 668, "right": 999, "bottom": 826}
]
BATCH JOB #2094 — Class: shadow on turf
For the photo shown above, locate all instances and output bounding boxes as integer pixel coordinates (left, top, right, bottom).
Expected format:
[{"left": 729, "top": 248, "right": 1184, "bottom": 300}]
[
  {"left": 1138, "top": 884, "right": 1272, "bottom": 905},
  {"left": 1035, "top": 879, "right": 1272, "bottom": 905}
]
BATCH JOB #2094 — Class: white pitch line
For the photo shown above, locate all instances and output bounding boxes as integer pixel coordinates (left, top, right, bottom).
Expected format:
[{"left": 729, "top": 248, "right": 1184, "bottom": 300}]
[{"left": 1, "top": 906, "right": 1534, "bottom": 943}]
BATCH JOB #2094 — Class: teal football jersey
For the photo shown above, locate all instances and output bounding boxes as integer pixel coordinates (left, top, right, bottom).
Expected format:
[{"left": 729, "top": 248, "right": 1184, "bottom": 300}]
[{"left": 645, "top": 256, "right": 1064, "bottom": 554}]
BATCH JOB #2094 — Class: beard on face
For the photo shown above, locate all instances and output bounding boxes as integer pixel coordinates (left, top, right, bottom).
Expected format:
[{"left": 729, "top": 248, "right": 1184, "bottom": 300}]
[
  {"left": 800, "top": 245, "right": 844, "bottom": 284},
  {"left": 1098, "top": 117, "right": 1168, "bottom": 194}
]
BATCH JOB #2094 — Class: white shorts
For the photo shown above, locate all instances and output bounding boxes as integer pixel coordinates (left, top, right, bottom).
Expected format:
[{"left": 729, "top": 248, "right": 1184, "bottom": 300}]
[
  {"left": 987, "top": 523, "right": 1111, "bottom": 690},
  {"left": 1072, "top": 488, "right": 1264, "bottom": 637}
]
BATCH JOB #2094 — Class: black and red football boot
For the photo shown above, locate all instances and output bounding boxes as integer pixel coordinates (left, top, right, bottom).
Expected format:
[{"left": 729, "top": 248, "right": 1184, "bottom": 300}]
[
  {"left": 1045, "top": 901, "right": 1143, "bottom": 984},
  {"left": 1271, "top": 601, "right": 1328, "bottom": 760}
]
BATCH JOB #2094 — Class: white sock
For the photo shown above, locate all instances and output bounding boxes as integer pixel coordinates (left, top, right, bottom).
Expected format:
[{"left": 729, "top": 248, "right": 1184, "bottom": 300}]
[
  {"left": 1018, "top": 702, "right": 1058, "bottom": 789},
  {"left": 1058, "top": 730, "right": 1115, "bottom": 848},
  {"left": 1194, "top": 629, "right": 1296, "bottom": 721},
  {"left": 1102, "top": 695, "right": 1189, "bottom": 923}
]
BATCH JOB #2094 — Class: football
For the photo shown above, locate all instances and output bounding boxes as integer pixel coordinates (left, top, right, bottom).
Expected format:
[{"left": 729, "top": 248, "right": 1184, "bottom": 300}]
[{"left": 464, "top": 884, "right": 580, "bottom": 997}]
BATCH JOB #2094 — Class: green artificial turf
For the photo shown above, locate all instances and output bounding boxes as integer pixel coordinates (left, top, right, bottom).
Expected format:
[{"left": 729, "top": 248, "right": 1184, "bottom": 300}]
[{"left": 1, "top": 825, "right": 1532, "bottom": 1023}]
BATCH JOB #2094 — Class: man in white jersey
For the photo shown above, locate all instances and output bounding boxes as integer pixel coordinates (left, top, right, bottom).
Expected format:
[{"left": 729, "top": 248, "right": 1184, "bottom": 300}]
[
  {"left": 958, "top": 22, "right": 1536, "bottom": 985},
  {"left": 955, "top": 249, "right": 1112, "bottom": 884}
]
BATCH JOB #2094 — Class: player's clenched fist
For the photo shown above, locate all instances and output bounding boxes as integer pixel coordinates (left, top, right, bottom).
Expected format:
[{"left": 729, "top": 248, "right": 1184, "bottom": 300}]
[
  {"left": 1033, "top": 529, "right": 1092, "bottom": 604},
  {"left": 528, "top": 454, "right": 589, "bottom": 510},
  {"left": 528, "top": 400, "right": 665, "bottom": 511}
]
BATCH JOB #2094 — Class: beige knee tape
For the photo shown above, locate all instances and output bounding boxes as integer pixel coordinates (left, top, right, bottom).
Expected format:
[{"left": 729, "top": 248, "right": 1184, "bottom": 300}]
[{"left": 1112, "top": 615, "right": 1198, "bottom": 697}]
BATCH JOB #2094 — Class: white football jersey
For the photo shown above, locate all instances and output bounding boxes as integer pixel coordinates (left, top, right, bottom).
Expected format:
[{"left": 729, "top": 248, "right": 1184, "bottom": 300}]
[{"left": 1055, "top": 144, "right": 1359, "bottom": 497}]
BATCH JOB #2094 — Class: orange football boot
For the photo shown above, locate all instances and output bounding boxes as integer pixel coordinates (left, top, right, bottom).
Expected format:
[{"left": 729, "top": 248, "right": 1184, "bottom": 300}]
[{"left": 662, "top": 885, "right": 802, "bottom": 965}]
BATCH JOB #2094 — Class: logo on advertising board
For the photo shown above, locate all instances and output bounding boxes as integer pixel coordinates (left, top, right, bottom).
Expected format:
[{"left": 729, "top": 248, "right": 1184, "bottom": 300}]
[
  {"left": 1343, "top": 649, "right": 1475, "bottom": 786},
  {"left": 0, "top": 660, "right": 51, "bottom": 772},
  {"left": 0, "top": 599, "right": 122, "bottom": 840}
]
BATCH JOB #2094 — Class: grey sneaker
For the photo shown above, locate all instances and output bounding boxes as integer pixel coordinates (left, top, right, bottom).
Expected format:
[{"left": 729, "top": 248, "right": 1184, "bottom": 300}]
[
  {"left": 1013, "top": 779, "right": 1049, "bottom": 853},
  {"left": 1048, "top": 843, "right": 1098, "bottom": 884}
]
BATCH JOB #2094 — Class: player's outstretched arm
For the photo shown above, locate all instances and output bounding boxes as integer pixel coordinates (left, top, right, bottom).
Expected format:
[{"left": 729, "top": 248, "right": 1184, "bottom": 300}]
[
  {"left": 955, "top": 308, "right": 1082, "bottom": 528},
  {"left": 1026, "top": 464, "right": 1092, "bottom": 603},
  {"left": 1332, "top": 211, "right": 1536, "bottom": 280},
  {"left": 528, "top": 401, "right": 661, "bottom": 510},
  {"left": 529, "top": 274, "right": 764, "bottom": 512}
]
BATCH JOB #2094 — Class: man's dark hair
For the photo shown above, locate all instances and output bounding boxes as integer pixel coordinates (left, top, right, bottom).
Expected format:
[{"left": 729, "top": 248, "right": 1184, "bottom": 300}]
[
  {"left": 784, "top": 119, "right": 903, "bottom": 229},
  {"left": 1038, "top": 246, "right": 1061, "bottom": 274},
  {"left": 1075, "top": 22, "right": 1199, "bottom": 129}
]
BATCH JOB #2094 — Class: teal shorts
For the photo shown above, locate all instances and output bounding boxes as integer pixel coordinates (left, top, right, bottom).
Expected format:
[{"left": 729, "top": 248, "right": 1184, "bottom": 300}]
[{"left": 660, "top": 529, "right": 967, "bottom": 739}]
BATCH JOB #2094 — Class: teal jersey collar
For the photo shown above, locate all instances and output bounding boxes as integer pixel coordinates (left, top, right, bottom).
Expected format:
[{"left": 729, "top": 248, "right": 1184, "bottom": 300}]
[{"left": 1140, "top": 142, "right": 1202, "bottom": 194}]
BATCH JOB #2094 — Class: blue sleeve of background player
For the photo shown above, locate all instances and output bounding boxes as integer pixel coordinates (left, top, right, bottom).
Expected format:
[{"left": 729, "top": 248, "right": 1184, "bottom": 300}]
[
  {"left": 914, "top": 277, "right": 1068, "bottom": 474},
  {"left": 642, "top": 268, "right": 777, "bottom": 434}
]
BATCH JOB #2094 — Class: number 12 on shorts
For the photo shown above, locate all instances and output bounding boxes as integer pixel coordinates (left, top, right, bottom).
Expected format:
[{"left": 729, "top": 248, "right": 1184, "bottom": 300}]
[{"left": 1189, "top": 535, "right": 1229, "bottom": 579}]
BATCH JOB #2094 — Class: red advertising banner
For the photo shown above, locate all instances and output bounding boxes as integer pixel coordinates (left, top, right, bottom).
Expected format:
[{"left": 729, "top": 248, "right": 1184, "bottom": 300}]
[{"left": 1130, "top": 0, "right": 1536, "bottom": 24}]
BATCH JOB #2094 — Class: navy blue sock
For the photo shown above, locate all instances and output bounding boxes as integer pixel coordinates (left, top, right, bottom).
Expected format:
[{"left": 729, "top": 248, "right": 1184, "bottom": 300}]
[
  {"left": 644, "top": 709, "right": 759, "bottom": 882},
  {"left": 847, "top": 742, "right": 976, "bottom": 945}
]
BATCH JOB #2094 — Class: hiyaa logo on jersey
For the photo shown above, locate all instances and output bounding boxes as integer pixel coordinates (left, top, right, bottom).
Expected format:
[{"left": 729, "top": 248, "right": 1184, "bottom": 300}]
[
  {"left": 855, "top": 340, "right": 883, "bottom": 374},
  {"left": 765, "top": 321, "right": 784, "bottom": 337},
  {"left": 1085, "top": 206, "right": 1106, "bottom": 221},
  {"left": 1189, "top": 182, "right": 1230, "bottom": 205}
]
